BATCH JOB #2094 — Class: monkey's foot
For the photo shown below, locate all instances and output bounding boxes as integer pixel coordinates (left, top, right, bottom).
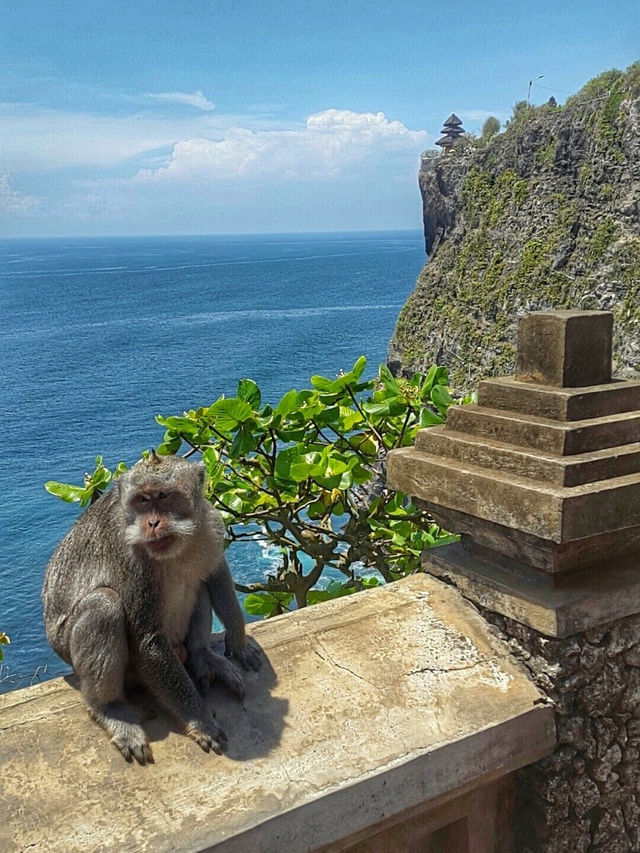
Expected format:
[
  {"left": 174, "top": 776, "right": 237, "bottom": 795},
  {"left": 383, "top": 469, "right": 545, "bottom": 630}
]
[
  {"left": 92, "top": 700, "right": 154, "bottom": 765},
  {"left": 185, "top": 718, "right": 227, "bottom": 755},
  {"left": 230, "top": 640, "right": 262, "bottom": 672},
  {"left": 111, "top": 724, "right": 154, "bottom": 765},
  {"left": 188, "top": 648, "right": 246, "bottom": 699}
]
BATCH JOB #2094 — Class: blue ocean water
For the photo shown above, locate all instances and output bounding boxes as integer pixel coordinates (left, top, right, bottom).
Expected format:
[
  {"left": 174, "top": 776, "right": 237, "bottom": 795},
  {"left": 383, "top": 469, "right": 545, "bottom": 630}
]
[{"left": 0, "top": 230, "right": 425, "bottom": 691}]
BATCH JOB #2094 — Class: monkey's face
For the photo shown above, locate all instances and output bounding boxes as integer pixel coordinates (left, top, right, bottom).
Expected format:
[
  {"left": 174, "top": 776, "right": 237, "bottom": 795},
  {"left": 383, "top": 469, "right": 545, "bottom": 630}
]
[
  {"left": 122, "top": 486, "right": 198, "bottom": 560},
  {"left": 120, "top": 456, "right": 206, "bottom": 560}
]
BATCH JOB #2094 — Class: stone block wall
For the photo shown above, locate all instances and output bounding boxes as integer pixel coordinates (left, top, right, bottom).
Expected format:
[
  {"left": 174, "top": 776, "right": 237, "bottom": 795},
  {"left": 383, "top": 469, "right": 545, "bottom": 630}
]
[{"left": 485, "top": 609, "right": 640, "bottom": 852}]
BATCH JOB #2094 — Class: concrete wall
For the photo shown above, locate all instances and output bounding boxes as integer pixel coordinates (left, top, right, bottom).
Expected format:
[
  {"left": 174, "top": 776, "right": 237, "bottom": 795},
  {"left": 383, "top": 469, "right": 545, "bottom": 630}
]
[{"left": 0, "top": 575, "right": 554, "bottom": 853}]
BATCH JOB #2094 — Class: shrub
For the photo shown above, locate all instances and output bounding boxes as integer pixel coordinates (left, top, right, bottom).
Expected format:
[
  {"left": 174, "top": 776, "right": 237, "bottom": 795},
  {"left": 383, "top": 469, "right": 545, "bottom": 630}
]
[
  {"left": 482, "top": 116, "right": 500, "bottom": 141},
  {"left": 46, "top": 359, "right": 469, "bottom": 614}
]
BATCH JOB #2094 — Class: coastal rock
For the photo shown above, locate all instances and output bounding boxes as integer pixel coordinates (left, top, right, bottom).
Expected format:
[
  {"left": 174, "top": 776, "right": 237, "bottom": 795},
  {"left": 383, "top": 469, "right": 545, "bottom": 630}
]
[{"left": 389, "top": 64, "right": 640, "bottom": 389}]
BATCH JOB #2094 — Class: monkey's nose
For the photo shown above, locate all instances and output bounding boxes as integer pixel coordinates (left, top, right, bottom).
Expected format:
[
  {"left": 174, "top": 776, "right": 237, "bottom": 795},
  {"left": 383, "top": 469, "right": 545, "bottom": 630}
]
[{"left": 148, "top": 518, "right": 160, "bottom": 529}]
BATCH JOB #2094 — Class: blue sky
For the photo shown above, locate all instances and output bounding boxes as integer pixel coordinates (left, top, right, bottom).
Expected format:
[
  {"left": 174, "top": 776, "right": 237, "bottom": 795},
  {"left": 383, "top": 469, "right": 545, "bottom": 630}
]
[{"left": 1, "top": 0, "right": 638, "bottom": 237}]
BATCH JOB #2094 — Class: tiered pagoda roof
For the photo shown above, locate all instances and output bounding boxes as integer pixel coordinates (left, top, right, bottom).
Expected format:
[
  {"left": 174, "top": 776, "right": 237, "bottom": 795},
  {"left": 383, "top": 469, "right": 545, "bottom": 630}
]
[{"left": 435, "top": 113, "right": 465, "bottom": 150}]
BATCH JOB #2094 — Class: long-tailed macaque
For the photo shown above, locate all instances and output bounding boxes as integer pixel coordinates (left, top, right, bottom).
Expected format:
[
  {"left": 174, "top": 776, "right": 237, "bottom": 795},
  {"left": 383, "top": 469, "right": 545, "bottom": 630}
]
[{"left": 43, "top": 453, "right": 261, "bottom": 764}]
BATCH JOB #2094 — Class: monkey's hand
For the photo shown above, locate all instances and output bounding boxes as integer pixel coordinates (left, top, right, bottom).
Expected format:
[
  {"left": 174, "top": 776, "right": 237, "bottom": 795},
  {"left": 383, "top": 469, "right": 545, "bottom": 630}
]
[
  {"left": 227, "top": 638, "right": 262, "bottom": 672},
  {"left": 187, "top": 647, "right": 246, "bottom": 699},
  {"left": 185, "top": 715, "right": 228, "bottom": 755}
]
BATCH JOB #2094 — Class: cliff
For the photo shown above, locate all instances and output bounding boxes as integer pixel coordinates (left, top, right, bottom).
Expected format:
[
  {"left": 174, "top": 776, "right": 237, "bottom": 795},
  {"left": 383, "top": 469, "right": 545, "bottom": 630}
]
[{"left": 389, "top": 64, "right": 640, "bottom": 389}]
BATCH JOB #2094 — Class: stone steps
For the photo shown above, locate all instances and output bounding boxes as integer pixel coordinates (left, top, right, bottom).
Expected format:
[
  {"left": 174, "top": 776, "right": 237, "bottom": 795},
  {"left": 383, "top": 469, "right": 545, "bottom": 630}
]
[
  {"left": 445, "top": 405, "right": 640, "bottom": 455},
  {"left": 388, "top": 446, "right": 640, "bottom": 543},
  {"left": 478, "top": 376, "right": 640, "bottom": 421},
  {"left": 416, "top": 427, "right": 640, "bottom": 487}
]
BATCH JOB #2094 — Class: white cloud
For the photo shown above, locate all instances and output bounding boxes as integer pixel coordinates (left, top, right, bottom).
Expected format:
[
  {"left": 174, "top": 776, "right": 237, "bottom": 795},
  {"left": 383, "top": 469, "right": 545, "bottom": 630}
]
[
  {"left": 0, "top": 174, "right": 40, "bottom": 213},
  {"left": 134, "top": 109, "right": 428, "bottom": 183},
  {"left": 0, "top": 104, "right": 292, "bottom": 172},
  {"left": 146, "top": 90, "right": 215, "bottom": 111}
]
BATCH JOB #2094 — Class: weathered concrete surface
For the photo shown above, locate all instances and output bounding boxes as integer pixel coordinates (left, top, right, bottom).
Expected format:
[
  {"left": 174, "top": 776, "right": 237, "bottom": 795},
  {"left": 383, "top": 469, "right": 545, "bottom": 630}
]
[
  {"left": 388, "top": 446, "right": 640, "bottom": 543},
  {"left": 446, "top": 405, "right": 640, "bottom": 456},
  {"left": 516, "top": 311, "right": 613, "bottom": 388},
  {"left": 417, "top": 504, "right": 640, "bottom": 575},
  {"left": 417, "top": 427, "right": 640, "bottom": 487},
  {"left": 478, "top": 377, "right": 640, "bottom": 422},
  {"left": 424, "top": 543, "right": 640, "bottom": 638},
  {"left": 0, "top": 575, "right": 554, "bottom": 853}
]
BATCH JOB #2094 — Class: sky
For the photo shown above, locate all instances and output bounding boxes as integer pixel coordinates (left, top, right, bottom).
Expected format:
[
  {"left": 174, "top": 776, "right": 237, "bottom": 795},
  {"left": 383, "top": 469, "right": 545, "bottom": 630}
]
[{"left": 1, "top": 0, "right": 638, "bottom": 237}]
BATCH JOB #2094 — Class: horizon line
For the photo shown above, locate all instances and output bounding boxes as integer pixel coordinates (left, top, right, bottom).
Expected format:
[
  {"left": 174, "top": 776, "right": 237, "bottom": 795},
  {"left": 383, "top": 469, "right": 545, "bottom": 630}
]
[{"left": 0, "top": 227, "right": 424, "bottom": 242}]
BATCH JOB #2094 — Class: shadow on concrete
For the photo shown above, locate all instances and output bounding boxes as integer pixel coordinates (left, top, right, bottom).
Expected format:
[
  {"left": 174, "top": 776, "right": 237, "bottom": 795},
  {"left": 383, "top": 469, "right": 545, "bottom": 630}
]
[
  {"left": 63, "top": 633, "right": 287, "bottom": 762},
  {"left": 208, "top": 637, "right": 288, "bottom": 762}
]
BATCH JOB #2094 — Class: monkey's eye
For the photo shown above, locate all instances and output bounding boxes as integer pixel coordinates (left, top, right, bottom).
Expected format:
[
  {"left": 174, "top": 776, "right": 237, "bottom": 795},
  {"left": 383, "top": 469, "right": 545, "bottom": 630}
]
[
  {"left": 136, "top": 494, "right": 150, "bottom": 504},
  {"left": 158, "top": 491, "right": 169, "bottom": 500}
]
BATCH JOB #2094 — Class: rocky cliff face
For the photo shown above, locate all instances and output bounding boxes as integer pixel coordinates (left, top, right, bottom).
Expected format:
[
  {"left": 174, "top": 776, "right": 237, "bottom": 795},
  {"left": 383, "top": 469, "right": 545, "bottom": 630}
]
[{"left": 389, "top": 65, "right": 640, "bottom": 389}]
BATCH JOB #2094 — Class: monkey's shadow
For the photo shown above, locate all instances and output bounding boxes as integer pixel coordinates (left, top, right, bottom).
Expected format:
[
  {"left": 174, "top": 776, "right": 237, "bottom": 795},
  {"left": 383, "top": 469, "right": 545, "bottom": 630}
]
[{"left": 66, "top": 634, "right": 286, "bottom": 761}]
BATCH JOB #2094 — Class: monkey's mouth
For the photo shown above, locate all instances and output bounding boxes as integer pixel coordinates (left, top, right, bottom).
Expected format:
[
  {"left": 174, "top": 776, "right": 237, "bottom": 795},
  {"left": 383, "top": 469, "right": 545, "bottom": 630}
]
[{"left": 145, "top": 535, "right": 176, "bottom": 554}]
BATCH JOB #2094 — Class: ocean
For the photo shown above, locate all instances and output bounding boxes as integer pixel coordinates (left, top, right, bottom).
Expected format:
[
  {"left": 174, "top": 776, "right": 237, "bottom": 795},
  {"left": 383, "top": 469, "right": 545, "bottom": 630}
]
[{"left": 0, "top": 230, "right": 425, "bottom": 691}]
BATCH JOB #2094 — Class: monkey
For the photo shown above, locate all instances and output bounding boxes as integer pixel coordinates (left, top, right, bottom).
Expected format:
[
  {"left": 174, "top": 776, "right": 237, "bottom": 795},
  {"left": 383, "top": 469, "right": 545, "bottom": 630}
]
[{"left": 42, "top": 452, "right": 261, "bottom": 765}]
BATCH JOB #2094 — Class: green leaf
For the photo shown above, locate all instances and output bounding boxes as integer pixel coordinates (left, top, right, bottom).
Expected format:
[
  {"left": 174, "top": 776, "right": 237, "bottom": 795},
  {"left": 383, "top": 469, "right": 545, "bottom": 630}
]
[
  {"left": 237, "top": 378, "right": 261, "bottom": 409},
  {"left": 310, "top": 373, "right": 339, "bottom": 392},
  {"left": 155, "top": 415, "right": 199, "bottom": 435},
  {"left": 207, "top": 398, "right": 254, "bottom": 430},
  {"left": 306, "top": 589, "right": 334, "bottom": 604},
  {"left": 44, "top": 481, "right": 91, "bottom": 505},
  {"left": 378, "top": 363, "right": 399, "bottom": 392},
  {"left": 431, "top": 384, "right": 454, "bottom": 416},
  {"left": 229, "top": 424, "right": 257, "bottom": 458},
  {"left": 0, "top": 631, "right": 9, "bottom": 662},
  {"left": 274, "top": 389, "right": 299, "bottom": 417},
  {"left": 362, "top": 400, "right": 390, "bottom": 416},
  {"left": 352, "top": 355, "right": 367, "bottom": 380},
  {"left": 156, "top": 437, "right": 182, "bottom": 456},
  {"left": 419, "top": 407, "right": 445, "bottom": 427},
  {"left": 306, "top": 499, "right": 327, "bottom": 520},
  {"left": 244, "top": 592, "right": 293, "bottom": 617},
  {"left": 244, "top": 593, "right": 276, "bottom": 616},
  {"left": 289, "top": 462, "right": 312, "bottom": 482},
  {"left": 431, "top": 533, "right": 460, "bottom": 547},
  {"left": 274, "top": 446, "right": 300, "bottom": 480},
  {"left": 419, "top": 365, "right": 439, "bottom": 398}
]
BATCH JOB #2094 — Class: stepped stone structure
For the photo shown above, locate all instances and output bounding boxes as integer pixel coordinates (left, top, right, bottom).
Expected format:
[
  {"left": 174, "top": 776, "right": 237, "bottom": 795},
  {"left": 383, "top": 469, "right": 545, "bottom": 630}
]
[{"left": 389, "top": 310, "right": 640, "bottom": 851}]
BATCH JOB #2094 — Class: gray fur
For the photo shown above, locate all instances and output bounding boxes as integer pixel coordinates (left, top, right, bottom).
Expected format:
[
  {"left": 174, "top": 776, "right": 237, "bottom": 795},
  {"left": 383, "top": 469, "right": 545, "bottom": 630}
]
[{"left": 42, "top": 454, "right": 261, "bottom": 765}]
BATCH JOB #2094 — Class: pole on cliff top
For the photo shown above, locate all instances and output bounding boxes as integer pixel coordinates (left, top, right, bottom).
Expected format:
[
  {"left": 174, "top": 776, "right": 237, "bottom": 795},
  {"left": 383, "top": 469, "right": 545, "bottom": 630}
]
[{"left": 527, "top": 75, "right": 544, "bottom": 105}]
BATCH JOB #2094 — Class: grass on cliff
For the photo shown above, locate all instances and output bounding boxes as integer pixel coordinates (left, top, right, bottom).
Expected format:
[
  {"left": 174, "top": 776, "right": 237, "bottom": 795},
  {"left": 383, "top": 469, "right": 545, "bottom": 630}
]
[{"left": 393, "top": 62, "right": 639, "bottom": 389}]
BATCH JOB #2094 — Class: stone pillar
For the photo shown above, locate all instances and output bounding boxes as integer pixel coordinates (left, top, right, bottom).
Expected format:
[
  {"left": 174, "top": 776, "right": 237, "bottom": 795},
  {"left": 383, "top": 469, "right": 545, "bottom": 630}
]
[{"left": 388, "top": 310, "right": 640, "bottom": 852}]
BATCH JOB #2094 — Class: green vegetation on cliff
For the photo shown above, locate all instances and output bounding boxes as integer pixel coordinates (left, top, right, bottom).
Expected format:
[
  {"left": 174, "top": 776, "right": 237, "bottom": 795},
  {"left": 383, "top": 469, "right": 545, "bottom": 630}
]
[{"left": 389, "top": 63, "right": 640, "bottom": 388}]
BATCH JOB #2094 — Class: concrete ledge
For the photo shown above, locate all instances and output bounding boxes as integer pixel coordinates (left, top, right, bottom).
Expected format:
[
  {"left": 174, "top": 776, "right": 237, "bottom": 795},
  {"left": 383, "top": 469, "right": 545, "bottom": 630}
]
[
  {"left": 388, "top": 446, "right": 640, "bottom": 542},
  {"left": 446, "top": 405, "right": 640, "bottom": 456},
  {"left": 417, "top": 503, "right": 640, "bottom": 574},
  {"left": 416, "top": 427, "right": 640, "bottom": 487},
  {"left": 424, "top": 543, "right": 640, "bottom": 637},
  {"left": 478, "top": 377, "right": 640, "bottom": 422},
  {"left": 0, "top": 575, "right": 555, "bottom": 853}
]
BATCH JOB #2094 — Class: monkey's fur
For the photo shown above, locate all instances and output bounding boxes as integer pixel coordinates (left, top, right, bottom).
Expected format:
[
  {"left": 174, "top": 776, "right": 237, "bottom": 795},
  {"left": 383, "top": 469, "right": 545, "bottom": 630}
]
[{"left": 42, "top": 453, "right": 261, "bottom": 765}]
